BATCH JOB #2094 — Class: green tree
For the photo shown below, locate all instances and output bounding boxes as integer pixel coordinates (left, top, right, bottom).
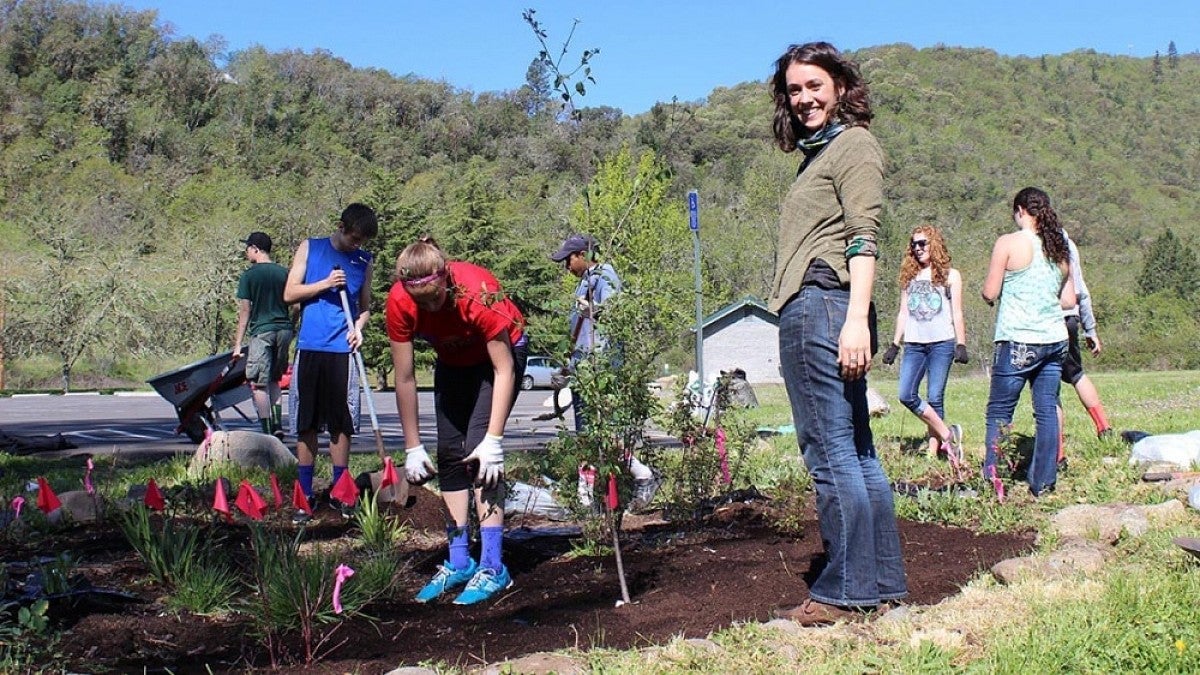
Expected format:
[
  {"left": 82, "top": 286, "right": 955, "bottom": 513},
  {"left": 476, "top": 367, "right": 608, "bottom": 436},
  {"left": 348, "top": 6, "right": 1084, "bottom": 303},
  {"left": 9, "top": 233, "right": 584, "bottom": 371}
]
[
  {"left": 1167, "top": 41, "right": 1179, "bottom": 69},
  {"left": 1138, "top": 229, "right": 1199, "bottom": 300}
]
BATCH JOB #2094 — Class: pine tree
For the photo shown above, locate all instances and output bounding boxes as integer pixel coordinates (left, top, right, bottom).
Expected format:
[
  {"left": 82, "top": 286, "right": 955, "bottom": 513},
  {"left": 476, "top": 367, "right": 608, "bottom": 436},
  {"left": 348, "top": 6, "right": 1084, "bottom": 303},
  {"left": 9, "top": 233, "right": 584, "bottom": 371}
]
[
  {"left": 1168, "top": 41, "right": 1179, "bottom": 69},
  {"left": 1152, "top": 51, "right": 1163, "bottom": 84},
  {"left": 1139, "top": 229, "right": 1200, "bottom": 299}
]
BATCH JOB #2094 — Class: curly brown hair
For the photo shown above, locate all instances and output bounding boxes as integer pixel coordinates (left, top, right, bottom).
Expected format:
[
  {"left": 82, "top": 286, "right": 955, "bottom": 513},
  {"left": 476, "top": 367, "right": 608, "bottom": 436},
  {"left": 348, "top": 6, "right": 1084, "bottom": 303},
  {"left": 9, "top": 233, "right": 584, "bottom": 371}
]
[
  {"left": 770, "top": 42, "right": 873, "bottom": 153},
  {"left": 898, "top": 225, "right": 951, "bottom": 288},
  {"left": 1013, "top": 187, "right": 1069, "bottom": 265}
]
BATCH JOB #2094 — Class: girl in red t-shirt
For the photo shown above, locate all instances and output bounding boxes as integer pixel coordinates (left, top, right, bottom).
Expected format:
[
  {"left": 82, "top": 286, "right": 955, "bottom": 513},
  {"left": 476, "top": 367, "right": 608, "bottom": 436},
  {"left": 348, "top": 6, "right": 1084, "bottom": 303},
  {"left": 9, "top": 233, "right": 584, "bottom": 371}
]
[{"left": 385, "top": 237, "right": 527, "bottom": 606}]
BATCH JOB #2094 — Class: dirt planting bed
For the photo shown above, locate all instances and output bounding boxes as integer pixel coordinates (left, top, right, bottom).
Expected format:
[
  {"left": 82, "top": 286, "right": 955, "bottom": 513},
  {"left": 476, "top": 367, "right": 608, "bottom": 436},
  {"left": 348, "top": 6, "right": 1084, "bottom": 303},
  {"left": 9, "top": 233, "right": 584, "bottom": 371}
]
[{"left": 10, "top": 488, "right": 1033, "bottom": 673}]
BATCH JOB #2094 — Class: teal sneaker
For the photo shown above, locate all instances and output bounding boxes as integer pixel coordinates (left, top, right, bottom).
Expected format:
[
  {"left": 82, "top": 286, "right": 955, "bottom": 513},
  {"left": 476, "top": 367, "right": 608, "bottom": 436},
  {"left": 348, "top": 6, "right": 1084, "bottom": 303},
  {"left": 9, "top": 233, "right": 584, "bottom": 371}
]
[
  {"left": 415, "top": 559, "right": 478, "bottom": 604},
  {"left": 452, "top": 565, "right": 513, "bottom": 605}
]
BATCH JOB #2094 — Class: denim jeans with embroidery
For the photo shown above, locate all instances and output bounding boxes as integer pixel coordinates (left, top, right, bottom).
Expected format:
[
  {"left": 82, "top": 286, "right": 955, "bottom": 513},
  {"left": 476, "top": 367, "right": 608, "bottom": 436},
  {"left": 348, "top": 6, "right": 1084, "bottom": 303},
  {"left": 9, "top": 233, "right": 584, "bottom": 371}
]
[
  {"left": 779, "top": 287, "right": 907, "bottom": 607},
  {"left": 984, "top": 340, "right": 1067, "bottom": 496}
]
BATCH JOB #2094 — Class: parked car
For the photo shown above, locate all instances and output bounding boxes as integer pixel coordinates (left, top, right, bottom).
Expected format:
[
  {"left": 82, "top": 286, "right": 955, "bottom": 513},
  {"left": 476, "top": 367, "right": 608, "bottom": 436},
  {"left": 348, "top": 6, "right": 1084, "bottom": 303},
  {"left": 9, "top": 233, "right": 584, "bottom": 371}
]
[{"left": 522, "top": 355, "right": 560, "bottom": 390}]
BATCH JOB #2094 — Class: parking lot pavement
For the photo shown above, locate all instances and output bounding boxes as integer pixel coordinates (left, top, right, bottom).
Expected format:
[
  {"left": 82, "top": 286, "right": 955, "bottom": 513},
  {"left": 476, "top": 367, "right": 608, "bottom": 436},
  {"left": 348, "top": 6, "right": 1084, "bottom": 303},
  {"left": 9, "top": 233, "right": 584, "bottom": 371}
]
[{"left": 0, "top": 389, "right": 615, "bottom": 458}]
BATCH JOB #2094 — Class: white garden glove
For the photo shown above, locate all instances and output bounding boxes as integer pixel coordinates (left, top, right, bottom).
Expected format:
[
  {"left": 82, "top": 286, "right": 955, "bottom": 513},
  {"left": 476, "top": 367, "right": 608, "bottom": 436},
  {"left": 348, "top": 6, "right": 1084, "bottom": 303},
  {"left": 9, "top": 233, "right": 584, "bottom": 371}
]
[
  {"left": 463, "top": 434, "right": 504, "bottom": 489},
  {"left": 404, "top": 444, "right": 435, "bottom": 484},
  {"left": 575, "top": 296, "right": 596, "bottom": 318}
]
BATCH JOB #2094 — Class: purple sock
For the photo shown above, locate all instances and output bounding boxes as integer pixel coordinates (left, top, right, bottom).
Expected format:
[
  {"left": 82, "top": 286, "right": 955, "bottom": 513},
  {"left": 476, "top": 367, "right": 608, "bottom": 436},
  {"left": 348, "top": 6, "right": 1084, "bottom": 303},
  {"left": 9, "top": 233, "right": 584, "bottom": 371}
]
[
  {"left": 298, "top": 464, "right": 314, "bottom": 501},
  {"left": 480, "top": 526, "right": 504, "bottom": 573},
  {"left": 448, "top": 525, "right": 471, "bottom": 570}
]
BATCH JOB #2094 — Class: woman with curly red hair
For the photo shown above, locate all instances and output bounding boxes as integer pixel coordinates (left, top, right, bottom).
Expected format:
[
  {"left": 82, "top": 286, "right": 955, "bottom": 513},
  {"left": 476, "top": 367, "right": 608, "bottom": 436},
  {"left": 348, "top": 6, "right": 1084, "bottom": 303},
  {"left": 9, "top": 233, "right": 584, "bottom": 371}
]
[{"left": 883, "top": 225, "right": 967, "bottom": 463}]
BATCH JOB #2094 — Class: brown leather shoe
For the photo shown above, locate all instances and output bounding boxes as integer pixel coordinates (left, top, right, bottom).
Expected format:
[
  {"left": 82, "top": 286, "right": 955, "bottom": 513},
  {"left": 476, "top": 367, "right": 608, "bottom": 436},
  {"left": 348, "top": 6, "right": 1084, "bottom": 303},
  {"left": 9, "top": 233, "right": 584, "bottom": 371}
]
[{"left": 773, "top": 599, "right": 861, "bottom": 626}]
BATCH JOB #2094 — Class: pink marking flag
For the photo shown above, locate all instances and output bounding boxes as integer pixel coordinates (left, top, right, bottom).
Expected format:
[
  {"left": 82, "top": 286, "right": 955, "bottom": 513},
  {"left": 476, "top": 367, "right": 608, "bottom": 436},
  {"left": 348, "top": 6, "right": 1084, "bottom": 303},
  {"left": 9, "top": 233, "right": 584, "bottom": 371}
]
[
  {"left": 715, "top": 426, "right": 731, "bottom": 485},
  {"left": 144, "top": 478, "right": 166, "bottom": 511},
  {"left": 332, "top": 564, "right": 355, "bottom": 614},
  {"left": 213, "top": 478, "right": 232, "bottom": 523},
  {"left": 234, "top": 480, "right": 266, "bottom": 521},
  {"left": 269, "top": 473, "right": 284, "bottom": 511},
  {"left": 35, "top": 477, "right": 61, "bottom": 514},
  {"left": 379, "top": 457, "right": 399, "bottom": 490},
  {"left": 84, "top": 458, "right": 95, "bottom": 495},
  {"left": 292, "top": 480, "right": 313, "bottom": 515},
  {"left": 605, "top": 473, "right": 619, "bottom": 510},
  {"left": 11, "top": 496, "right": 24, "bottom": 520},
  {"left": 329, "top": 470, "right": 359, "bottom": 507}
]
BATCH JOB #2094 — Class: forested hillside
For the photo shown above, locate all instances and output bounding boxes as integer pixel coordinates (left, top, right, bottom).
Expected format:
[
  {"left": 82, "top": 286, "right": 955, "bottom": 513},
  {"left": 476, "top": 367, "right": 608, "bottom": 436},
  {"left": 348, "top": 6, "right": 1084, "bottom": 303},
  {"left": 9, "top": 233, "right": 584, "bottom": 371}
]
[{"left": 1, "top": 0, "right": 1197, "bottom": 389}]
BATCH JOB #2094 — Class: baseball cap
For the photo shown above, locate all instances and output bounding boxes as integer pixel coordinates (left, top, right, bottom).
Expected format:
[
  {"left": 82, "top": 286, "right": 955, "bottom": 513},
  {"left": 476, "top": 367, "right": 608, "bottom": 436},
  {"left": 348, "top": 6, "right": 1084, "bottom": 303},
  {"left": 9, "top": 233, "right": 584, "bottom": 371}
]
[
  {"left": 550, "top": 234, "right": 597, "bottom": 262},
  {"left": 242, "top": 232, "right": 272, "bottom": 253}
]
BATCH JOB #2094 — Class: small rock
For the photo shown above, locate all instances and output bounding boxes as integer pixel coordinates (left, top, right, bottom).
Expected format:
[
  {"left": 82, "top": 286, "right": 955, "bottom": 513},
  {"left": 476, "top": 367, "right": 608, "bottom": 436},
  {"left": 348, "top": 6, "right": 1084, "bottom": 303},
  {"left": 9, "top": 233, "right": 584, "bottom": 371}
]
[
  {"left": 383, "top": 668, "right": 438, "bottom": 675},
  {"left": 683, "top": 638, "right": 722, "bottom": 653},
  {"left": 909, "top": 627, "right": 965, "bottom": 650},
  {"left": 479, "top": 652, "right": 586, "bottom": 675},
  {"left": 1143, "top": 499, "right": 1186, "bottom": 522},
  {"left": 54, "top": 490, "right": 104, "bottom": 524},
  {"left": 991, "top": 556, "right": 1040, "bottom": 584},
  {"left": 1044, "top": 541, "right": 1107, "bottom": 575},
  {"left": 877, "top": 605, "right": 912, "bottom": 623},
  {"left": 867, "top": 387, "right": 890, "bottom": 417},
  {"left": 763, "top": 618, "right": 804, "bottom": 635},
  {"left": 1115, "top": 507, "right": 1150, "bottom": 538},
  {"left": 1048, "top": 504, "right": 1121, "bottom": 544}
]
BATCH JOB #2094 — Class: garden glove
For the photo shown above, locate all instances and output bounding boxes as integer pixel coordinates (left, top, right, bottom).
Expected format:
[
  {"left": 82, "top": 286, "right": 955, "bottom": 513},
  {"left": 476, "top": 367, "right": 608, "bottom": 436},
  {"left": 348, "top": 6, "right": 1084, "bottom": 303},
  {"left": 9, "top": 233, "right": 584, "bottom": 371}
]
[
  {"left": 463, "top": 434, "right": 504, "bottom": 489},
  {"left": 405, "top": 444, "right": 435, "bottom": 484},
  {"left": 954, "top": 343, "right": 969, "bottom": 364},
  {"left": 882, "top": 343, "right": 900, "bottom": 365},
  {"left": 575, "top": 296, "right": 596, "bottom": 318}
]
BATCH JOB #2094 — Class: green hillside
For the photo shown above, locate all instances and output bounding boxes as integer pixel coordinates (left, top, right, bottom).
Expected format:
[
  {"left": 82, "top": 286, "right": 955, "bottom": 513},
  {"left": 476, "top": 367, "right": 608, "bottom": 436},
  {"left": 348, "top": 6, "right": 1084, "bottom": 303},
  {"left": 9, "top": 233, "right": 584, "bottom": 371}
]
[{"left": 1, "top": 0, "right": 1197, "bottom": 388}]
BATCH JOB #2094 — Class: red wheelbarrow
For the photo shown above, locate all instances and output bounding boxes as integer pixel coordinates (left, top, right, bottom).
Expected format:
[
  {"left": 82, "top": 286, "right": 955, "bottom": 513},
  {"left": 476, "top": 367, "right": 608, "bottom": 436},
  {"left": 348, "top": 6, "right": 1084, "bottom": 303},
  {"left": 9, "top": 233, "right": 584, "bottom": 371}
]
[{"left": 147, "top": 349, "right": 255, "bottom": 443}]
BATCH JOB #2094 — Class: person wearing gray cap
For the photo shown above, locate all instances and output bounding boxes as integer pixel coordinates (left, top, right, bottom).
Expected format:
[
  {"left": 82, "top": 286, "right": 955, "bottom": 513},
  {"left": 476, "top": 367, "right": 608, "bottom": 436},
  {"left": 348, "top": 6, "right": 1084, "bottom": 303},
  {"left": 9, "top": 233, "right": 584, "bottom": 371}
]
[
  {"left": 550, "top": 233, "right": 661, "bottom": 512},
  {"left": 232, "top": 231, "right": 293, "bottom": 439}
]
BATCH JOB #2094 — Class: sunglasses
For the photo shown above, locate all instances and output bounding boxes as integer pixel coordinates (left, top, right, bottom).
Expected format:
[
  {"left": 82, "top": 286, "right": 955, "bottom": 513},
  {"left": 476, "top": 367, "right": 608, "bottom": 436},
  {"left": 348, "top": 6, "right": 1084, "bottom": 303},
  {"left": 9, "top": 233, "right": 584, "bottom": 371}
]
[{"left": 909, "top": 239, "right": 929, "bottom": 250}]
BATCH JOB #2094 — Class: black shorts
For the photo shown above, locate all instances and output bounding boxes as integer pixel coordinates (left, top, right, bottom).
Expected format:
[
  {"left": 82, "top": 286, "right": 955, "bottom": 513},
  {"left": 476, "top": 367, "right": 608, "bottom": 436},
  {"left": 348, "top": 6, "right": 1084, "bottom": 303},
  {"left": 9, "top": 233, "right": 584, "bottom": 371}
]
[
  {"left": 292, "top": 350, "right": 357, "bottom": 437},
  {"left": 433, "top": 343, "right": 527, "bottom": 492},
  {"left": 1061, "top": 315, "right": 1084, "bottom": 385}
]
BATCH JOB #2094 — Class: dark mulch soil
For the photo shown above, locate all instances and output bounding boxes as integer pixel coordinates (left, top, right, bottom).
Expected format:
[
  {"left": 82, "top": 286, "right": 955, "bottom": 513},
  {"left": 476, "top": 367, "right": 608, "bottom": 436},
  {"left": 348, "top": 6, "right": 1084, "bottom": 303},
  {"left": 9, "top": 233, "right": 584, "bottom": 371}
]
[{"left": 10, "top": 488, "right": 1033, "bottom": 673}]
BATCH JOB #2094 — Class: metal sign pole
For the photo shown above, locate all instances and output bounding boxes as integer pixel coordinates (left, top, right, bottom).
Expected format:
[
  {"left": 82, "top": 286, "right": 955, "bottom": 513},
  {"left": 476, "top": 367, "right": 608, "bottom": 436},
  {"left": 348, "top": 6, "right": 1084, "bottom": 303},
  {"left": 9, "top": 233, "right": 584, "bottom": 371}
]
[{"left": 688, "top": 190, "right": 703, "bottom": 392}]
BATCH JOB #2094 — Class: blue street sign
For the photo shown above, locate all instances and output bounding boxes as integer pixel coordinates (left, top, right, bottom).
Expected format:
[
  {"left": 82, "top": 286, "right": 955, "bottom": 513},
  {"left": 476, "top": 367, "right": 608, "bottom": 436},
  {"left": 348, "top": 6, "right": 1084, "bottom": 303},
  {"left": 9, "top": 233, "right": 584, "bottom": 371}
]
[{"left": 687, "top": 190, "right": 699, "bottom": 231}]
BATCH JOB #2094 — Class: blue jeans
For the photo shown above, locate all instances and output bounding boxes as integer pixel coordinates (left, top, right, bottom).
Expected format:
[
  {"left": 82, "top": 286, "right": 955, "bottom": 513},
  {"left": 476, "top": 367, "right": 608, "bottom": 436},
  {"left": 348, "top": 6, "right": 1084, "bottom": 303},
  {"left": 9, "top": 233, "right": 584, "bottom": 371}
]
[
  {"left": 779, "top": 287, "right": 908, "bottom": 607},
  {"left": 897, "top": 339, "right": 955, "bottom": 419},
  {"left": 984, "top": 340, "right": 1067, "bottom": 496}
]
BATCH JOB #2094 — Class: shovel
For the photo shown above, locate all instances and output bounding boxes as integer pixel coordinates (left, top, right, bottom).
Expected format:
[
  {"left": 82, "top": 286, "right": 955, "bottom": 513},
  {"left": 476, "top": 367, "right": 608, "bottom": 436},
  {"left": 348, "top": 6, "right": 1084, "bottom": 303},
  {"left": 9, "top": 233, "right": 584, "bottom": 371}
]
[{"left": 333, "top": 267, "right": 409, "bottom": 508}]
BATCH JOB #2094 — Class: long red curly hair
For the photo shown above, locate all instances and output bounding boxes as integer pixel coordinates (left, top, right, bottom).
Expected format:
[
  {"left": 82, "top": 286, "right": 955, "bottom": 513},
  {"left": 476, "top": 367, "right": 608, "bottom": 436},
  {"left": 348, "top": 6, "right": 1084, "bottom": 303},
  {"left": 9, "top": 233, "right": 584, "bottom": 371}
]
[{"left": 898, "top": 225, "right": 951, "bottom": 288}]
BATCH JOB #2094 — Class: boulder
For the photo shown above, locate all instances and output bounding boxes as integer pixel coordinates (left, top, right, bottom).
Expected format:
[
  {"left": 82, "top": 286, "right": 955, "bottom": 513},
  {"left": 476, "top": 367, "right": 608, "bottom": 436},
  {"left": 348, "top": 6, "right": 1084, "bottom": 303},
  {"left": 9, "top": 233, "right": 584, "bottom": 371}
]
[{"left": 188, "top": 430, "right": 296, "bottom": 475}]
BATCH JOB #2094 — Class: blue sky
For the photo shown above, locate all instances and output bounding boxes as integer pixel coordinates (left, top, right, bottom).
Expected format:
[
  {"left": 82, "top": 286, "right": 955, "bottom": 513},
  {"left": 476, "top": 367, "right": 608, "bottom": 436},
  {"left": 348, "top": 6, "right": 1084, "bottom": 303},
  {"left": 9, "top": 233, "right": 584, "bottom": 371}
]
[{"left": 117, "top": 0, "right": 1197, "bottom": 114}]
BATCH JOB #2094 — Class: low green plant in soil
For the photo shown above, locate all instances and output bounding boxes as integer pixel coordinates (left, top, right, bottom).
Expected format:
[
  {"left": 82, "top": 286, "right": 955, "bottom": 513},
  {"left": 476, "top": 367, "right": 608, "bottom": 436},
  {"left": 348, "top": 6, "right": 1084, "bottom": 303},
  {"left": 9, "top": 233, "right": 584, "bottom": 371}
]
[
  {"left": 246, "top": 524, "right": 397, "bottom": 666},
  {"left": 354, "top": 491, "right": 410, "bottom": 555}
]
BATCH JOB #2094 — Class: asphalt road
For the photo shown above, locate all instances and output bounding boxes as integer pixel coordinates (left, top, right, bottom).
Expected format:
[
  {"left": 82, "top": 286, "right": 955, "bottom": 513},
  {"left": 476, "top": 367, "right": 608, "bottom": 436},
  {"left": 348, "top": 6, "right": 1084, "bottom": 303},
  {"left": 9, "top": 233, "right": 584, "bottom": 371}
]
[{"left": 0, "top": 389, "right": 573, "bottom": 458}]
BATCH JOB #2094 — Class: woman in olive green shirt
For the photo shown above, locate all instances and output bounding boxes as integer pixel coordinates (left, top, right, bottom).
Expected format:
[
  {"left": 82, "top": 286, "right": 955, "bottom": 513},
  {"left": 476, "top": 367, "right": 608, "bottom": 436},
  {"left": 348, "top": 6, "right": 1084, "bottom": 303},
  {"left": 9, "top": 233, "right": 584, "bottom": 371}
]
[{"left": 768, "top": 42, "right": 907, "bottom": 626}]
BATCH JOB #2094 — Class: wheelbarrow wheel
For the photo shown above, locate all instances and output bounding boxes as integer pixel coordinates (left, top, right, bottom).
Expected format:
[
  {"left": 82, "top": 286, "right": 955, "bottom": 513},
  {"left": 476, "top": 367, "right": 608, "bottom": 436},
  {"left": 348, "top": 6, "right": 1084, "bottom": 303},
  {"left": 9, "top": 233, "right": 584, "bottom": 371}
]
[{"left": 181, "top": 414, "right": 210, "bottom": 444}]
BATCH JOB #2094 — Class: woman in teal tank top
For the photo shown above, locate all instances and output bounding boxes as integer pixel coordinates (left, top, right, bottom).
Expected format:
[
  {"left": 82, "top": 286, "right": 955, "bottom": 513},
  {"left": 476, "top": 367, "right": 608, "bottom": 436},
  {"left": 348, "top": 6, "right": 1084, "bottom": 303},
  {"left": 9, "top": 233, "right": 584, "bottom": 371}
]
[{"left": 980, "top": 187, "right": 1076, "bottom": 500}]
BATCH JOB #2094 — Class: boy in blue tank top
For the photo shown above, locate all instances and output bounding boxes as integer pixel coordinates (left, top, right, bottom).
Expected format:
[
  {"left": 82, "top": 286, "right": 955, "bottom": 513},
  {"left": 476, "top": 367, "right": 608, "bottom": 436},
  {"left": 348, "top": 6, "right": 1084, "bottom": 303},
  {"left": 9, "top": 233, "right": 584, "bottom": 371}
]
[{"left": 283, "top": 203, "right": 378, "bottom": 521}]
